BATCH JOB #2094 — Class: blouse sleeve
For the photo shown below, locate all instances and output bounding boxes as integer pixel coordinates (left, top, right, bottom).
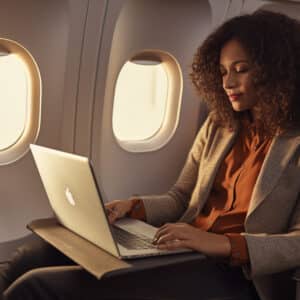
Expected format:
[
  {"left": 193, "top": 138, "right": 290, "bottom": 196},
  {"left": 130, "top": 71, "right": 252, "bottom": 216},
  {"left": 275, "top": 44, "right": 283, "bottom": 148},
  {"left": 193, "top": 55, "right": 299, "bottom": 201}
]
[
  {"left": 225, "top": 233, "right": 250, "bottom": 266},
  {"left": 127, "top": 198, "right": 146, "bottom": 221}
]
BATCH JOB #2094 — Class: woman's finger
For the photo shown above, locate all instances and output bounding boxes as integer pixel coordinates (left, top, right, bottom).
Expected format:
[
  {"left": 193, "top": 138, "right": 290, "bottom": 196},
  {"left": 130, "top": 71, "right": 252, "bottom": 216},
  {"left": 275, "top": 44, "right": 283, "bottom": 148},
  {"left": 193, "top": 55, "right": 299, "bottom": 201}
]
[
  {"left": 153, "top": 225, "right": 174, "bottom": 242},
  {"left": 157, "top": 239, "right": 189, "bottom": 250},
  {"left": 159, "top": 227, "right": 192, "bottom": 243},
  {"left": 107, "top": 210, "right": 117, "bottom": 224},
  {"left": 153, "top": 223, "right": 189, "bottom": 243},
  {"left": 156, "top": 232, "right": 177, "bottom": 245},
  {"left": 106, "top": 201, "right": 125, "bottom": 216}
]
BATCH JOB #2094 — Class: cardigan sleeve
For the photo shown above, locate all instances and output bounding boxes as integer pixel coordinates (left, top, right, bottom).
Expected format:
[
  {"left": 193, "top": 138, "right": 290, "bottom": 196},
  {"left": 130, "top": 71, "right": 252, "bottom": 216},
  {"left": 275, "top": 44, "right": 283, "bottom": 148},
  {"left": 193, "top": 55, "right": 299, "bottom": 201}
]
[{"left": 243, "top": 192, "right": 300, "bottom": 277}]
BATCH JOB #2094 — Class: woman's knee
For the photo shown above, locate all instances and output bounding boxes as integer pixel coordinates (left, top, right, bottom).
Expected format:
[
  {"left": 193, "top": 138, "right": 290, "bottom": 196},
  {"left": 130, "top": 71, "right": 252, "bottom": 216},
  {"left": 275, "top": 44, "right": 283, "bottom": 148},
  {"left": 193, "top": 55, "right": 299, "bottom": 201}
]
[
  {"left": 4, "top": 266, "right": 89, "bottom": 300},
  {"left": 9, "top": 238, "right": 55, "bottom": 272},
  {"left": 10, "top": 237, "right": 73, "bottom": 269},
  {"left": 0, "top": 236, "right": 73, "bottom": 295},
  {"left": 0, "top": 237, "right": 48, "bottom": 294},
  {"left": 3, "top": 268, "right": 54, "bottom": 300}
]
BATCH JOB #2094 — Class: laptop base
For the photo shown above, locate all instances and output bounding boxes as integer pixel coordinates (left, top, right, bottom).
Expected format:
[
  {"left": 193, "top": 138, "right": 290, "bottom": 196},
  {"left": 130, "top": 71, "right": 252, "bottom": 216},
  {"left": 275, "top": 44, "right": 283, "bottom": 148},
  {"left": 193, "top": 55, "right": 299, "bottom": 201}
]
[{"left": 28, "top": 218, "right": 206, "bottom": 279}]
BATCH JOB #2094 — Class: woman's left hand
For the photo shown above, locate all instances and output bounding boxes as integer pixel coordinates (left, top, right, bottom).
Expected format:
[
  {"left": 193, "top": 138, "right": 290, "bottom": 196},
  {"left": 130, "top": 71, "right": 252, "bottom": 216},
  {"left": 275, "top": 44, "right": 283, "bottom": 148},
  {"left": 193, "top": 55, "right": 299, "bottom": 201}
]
[{"left": 153, "top": 222, "right": 231, "bottom": 257}]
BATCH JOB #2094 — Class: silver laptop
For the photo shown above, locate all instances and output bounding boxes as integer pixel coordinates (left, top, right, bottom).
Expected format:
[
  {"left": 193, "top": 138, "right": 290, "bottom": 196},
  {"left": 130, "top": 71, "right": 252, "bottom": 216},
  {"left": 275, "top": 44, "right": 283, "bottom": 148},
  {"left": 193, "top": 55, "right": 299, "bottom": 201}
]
[{"left": 30, "top": 144, "right": 191, "bottom": 259}]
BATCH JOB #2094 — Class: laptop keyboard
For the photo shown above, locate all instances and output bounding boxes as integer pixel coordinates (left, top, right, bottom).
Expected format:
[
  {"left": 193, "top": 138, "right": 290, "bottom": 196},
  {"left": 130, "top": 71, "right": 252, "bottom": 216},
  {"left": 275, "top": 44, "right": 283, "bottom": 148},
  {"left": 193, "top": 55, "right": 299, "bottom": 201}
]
[{"left": 112, "top": 226, "right": 156, "bottom": 250}]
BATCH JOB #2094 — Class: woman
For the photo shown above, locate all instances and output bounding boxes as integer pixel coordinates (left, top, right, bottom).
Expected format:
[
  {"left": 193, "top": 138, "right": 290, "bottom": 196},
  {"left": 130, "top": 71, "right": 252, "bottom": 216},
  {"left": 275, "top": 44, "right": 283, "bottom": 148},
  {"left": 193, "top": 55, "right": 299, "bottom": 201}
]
[{"left": 2, "top": 9, "right": 300, "bottom": 300}]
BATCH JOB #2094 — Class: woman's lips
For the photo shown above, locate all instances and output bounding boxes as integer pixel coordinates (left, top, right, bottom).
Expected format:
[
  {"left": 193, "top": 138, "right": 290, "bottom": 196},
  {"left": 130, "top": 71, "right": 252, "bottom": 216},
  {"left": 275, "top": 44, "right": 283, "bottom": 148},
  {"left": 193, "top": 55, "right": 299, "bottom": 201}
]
[{"left": 228, "top": 93, "right": 242, "bottom": 101}]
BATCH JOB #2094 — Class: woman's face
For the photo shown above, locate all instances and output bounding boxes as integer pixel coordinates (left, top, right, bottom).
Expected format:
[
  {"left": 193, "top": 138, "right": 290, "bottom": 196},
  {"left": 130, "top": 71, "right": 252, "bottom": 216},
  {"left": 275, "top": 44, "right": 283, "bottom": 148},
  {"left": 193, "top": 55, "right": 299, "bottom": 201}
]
[{"left": 219, "top": 39, "right": 257, "bottom": 113}]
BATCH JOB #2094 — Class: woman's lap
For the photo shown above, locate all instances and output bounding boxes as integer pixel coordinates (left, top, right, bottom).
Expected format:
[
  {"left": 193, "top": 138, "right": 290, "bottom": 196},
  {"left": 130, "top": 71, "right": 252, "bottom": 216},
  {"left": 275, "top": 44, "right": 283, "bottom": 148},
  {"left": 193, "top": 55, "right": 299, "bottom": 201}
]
[
  {"left": 4, "top": 261, "right": 259, "bottom": 300},
  {"left": 1, "top": 237, "right": 259, "bottom": 300},
  {"left": 0, "top": 236, "right": 74, "bottom": 295}
]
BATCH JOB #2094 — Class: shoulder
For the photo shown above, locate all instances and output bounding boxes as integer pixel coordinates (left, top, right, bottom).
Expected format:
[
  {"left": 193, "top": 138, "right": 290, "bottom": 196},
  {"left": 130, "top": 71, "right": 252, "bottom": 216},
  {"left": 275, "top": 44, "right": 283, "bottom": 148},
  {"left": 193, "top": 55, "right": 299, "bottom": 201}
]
[
  {"left": 197, "top": 113, "right": 221, "bottom": 136},
  {"left": 195, "top": 113, "right": 235, "bottom": 142},
  {"left": 276, "top": 129, "right": 300, "bottom": 167}
]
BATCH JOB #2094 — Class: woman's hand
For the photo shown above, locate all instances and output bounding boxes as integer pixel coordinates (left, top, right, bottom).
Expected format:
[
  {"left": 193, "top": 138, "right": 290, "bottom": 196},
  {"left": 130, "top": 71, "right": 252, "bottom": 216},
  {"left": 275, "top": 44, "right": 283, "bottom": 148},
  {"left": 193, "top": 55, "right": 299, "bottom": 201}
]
[
  {"left": 153, "top": 222, "right": 231, "bottom": 257},
  {"left": 105, "top": 200, "right": 133, "bottom": 224}
]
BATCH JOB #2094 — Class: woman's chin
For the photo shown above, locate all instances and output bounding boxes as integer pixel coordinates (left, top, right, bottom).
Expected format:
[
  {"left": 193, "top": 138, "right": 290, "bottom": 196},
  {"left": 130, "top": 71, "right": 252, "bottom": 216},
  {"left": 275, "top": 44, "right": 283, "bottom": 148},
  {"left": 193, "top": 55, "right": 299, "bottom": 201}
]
[{"left": 231, "top": 105, "right": 246, "bottom": 112}]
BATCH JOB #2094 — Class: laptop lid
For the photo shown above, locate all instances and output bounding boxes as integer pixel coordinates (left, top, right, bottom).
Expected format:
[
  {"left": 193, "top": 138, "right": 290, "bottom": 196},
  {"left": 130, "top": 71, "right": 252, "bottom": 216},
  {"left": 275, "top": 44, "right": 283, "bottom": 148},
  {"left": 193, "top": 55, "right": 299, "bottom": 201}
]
[{"left": 30, "top": 144, "right": 121, "bottom": 258}]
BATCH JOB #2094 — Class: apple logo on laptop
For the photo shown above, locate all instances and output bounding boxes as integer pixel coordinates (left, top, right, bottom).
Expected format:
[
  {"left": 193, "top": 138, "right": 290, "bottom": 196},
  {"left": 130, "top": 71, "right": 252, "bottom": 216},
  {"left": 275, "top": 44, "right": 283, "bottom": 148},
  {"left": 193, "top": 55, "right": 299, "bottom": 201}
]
[{"left": 65, "top": 187, "right": 76, "bottom": 206}]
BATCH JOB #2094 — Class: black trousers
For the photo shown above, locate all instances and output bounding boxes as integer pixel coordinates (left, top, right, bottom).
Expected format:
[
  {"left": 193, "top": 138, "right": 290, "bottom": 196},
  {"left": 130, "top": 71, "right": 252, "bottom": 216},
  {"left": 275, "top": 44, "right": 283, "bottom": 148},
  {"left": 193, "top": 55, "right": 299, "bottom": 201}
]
[{"left": 0, "top": 236, "right": 260, "bottom": 300}]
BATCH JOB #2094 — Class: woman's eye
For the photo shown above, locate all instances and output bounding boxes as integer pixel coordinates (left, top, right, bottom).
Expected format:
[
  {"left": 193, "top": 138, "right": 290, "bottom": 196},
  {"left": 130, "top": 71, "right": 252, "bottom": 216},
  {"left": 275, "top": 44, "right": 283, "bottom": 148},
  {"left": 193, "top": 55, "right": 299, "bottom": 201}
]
[{"left": 236, "top": 66, "right": 249, "bottom": 73}]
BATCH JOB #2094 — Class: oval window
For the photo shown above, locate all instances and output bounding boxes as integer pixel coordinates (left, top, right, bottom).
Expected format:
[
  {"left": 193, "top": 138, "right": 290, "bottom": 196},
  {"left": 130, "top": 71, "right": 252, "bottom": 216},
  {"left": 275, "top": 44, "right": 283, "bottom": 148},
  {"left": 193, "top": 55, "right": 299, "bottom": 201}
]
[
  {"left": 0, "top": 54, "right": 28, "bottom": 150},
  {"left": 0, "top": 39, "right": 41, "bottom": 165},
  {"left": 113, "top": 61, "right": 168, "bottom": 141},
  {"left": 112, "top": 50, "right": 182, "bottom": 152}
]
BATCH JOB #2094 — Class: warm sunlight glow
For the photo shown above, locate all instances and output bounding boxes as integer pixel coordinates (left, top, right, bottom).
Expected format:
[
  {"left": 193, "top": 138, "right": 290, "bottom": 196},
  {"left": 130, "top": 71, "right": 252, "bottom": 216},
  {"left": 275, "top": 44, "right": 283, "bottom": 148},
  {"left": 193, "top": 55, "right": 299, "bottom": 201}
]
[
  {"left": 113, "top": 61, "right": 168, "bottom": 141},
  {"left": 0, "top": 54, "right": 27, "bottom": 150}
]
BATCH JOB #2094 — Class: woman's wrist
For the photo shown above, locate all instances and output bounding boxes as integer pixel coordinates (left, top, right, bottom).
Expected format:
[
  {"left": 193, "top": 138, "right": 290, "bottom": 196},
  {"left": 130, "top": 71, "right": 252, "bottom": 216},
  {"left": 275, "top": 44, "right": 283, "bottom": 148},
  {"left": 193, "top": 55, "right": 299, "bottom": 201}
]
[
  {"left": 204, "top": 233, "right": 231, "bottom": 257},
  {"left": 218, "top": 234, "right": 231, "bottom": 257}
]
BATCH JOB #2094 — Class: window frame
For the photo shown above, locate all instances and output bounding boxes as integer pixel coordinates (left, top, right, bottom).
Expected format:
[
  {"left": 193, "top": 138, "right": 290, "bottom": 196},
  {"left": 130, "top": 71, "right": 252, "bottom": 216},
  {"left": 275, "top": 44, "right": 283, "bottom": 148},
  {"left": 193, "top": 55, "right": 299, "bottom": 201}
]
[
  {"left": 112, "top": 49, "right": 182, "bottom": 153},
  {"left": 0, "top": 38, "right": 41, "bottom": 165}
]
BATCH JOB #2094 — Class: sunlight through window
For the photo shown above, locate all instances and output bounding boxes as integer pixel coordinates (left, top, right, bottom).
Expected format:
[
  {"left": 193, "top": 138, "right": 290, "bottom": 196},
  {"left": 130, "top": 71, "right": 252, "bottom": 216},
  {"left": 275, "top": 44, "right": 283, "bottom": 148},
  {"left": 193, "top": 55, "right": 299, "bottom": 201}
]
[
  {"left": 112, "top": 50, "right": 182, "bottom": 153},
  {"left": 113, "top": 61, "right": 168, "bottom": 141},
  {"left": 0, "top": 38, "right": 41, "bottom": 165},
  {"left": 0, "top": 54, "right": 28, "bottom": 150}
]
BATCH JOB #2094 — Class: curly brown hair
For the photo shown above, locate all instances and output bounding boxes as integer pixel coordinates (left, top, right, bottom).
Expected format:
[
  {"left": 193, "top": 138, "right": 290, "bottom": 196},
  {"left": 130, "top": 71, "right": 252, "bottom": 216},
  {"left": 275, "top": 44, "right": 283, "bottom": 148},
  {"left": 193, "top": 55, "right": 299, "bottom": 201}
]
[{"left": 191, "top": 10, "right": 300, "bottom": 135}]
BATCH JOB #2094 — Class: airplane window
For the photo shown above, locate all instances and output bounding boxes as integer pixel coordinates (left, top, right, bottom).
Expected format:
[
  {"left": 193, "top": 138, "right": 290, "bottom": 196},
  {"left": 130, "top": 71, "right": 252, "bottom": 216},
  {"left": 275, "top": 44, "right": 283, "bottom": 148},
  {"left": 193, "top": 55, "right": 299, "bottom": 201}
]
[
  {"left": 112, "top": 51, "right": 182, "bottom": 152},
  {"left": 0, "top": 39, "right": 41, "bottom": 165},
  {"left": 113, "top": 61, "right": 168, "bottom": 141},
  {"left": 0, "top": 54, "right": 27, "bottom": 150}
]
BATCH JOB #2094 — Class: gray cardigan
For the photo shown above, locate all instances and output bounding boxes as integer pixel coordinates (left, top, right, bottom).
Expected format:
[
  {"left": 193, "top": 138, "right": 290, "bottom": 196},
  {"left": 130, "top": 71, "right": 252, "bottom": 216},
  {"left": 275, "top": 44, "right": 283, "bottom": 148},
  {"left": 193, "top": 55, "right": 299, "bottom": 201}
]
[{"left": 138, "top": 116, "right": 300, "bottom": 300}]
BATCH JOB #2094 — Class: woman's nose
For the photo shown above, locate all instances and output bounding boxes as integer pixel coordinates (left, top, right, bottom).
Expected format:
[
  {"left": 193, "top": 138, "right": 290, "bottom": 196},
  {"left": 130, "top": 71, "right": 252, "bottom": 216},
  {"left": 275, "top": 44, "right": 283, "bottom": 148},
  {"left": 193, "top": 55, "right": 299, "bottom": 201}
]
[{"left": 223, "top": 72, "right": 238, "bottom": 90}]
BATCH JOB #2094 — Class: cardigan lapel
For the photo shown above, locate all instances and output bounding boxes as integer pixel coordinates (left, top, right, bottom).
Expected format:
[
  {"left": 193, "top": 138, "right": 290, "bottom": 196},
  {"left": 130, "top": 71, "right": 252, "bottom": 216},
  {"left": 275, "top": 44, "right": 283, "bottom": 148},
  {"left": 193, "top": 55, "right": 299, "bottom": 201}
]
[
  {"left": 181, "top": 127, "right": 237, "bottom": 223},
  {"left": 247, "top": 132, "right": 300, "bottom": 218},
  {"left": 196, "top": 127, "right": 237, "bottom": 207}
]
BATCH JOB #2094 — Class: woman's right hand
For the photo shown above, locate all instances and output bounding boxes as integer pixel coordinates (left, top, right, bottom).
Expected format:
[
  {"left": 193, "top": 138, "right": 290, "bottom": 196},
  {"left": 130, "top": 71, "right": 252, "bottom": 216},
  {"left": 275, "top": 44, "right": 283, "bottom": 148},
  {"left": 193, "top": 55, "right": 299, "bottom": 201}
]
[{"left": 105, "top": 199, "right": 133, "bottom": 224}]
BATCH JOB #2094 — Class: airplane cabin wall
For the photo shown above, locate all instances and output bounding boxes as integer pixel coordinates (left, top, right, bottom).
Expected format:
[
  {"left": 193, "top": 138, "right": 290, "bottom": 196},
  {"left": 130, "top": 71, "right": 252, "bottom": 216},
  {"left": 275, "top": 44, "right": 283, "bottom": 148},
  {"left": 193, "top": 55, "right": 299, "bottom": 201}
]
[
  {"left": 0, "top": 0, "right": 93, "bottom": 260},
  {"left": 0, "top": 0, "right": 72, "bottom": 260},
  {"left": 92, "top": 0, "right": 212, "bottom": 202}
]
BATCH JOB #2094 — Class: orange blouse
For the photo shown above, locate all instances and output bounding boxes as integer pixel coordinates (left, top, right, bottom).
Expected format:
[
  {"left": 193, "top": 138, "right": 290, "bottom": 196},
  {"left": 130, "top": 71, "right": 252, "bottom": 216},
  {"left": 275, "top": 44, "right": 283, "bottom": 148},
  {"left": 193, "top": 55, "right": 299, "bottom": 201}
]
[{"left": 129, "top": 122, "right": 272, "bottom": 266}]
